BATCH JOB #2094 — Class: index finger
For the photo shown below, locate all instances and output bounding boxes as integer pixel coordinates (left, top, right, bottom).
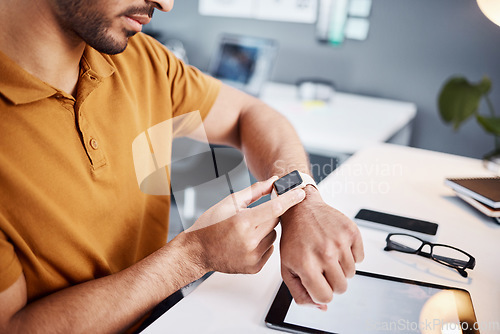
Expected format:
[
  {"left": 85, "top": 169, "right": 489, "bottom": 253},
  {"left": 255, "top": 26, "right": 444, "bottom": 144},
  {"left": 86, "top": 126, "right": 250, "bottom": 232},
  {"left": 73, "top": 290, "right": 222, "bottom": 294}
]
[
  {"left": 242, "top": 188, "right": 306, "bottom": 233},
  {"left": 231, "top": 176, "right": 279, "bottom": 209},
  {"left": 351, "top": 231, "right": 365, "bottom": 263}
]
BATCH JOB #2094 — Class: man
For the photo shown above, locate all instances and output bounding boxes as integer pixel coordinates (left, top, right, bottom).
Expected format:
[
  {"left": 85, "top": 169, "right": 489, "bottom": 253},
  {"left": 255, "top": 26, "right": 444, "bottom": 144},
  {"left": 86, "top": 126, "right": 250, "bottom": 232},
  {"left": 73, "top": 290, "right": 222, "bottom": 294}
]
[{"left": 0, "top": 0, "right": 364, "bottom": 332}]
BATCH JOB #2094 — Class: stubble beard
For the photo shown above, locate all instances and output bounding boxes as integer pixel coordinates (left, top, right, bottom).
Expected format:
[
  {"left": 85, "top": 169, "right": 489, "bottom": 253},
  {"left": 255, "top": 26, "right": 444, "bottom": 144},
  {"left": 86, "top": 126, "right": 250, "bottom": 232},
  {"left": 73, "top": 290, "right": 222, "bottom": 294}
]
[{"left": 53, "top": 0, "right": 139, "bottom": 55}]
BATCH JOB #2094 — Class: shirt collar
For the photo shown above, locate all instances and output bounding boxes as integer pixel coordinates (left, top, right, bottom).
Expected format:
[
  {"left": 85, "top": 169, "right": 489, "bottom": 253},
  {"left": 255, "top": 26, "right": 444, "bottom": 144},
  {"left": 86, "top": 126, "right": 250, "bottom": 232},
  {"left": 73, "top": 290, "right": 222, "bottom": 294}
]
[
  {"left": 81, "top": 44, "right": 115, "bottom": 80},
  {"left": 0, "top": 49, "right": 57, "bottom": 105},
  {"left": 0, "top": 45, "right": 115, "bottom": 105}
]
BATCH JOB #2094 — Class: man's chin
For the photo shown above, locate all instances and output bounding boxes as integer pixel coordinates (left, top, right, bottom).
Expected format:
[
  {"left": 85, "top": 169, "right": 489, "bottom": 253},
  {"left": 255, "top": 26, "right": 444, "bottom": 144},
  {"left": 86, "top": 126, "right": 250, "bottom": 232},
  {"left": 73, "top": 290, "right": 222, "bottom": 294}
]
[
  {"left": 91, "top": 32, "right": 135, "bottom": 55},
  {"left": 125, "top": 29, "right": 139, "bottom": 38}
]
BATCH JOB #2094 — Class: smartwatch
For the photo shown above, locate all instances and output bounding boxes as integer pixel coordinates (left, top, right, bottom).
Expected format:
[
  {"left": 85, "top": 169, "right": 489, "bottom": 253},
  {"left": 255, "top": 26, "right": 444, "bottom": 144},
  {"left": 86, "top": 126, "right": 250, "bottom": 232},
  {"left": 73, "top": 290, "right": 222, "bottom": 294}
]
[{"left": 271, "top": 170, "right": 317, "bottom": 199}]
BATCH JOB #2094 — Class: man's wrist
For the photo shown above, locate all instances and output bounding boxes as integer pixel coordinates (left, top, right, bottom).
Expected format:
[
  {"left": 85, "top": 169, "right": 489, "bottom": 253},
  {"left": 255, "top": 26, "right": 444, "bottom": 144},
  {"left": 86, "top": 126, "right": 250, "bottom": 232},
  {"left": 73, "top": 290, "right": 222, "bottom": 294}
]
[
  {"left": 280, "top": 184, "right": 322, "bottom": 227},
  {"left": 174, "top": 232, "right": 209, "bottom": 277},
  {"left": 306, "top": 182, "right": 320, "bottom": 194},
  {"left": 296, "top": 184, "right": 322, "bottom": 205}
]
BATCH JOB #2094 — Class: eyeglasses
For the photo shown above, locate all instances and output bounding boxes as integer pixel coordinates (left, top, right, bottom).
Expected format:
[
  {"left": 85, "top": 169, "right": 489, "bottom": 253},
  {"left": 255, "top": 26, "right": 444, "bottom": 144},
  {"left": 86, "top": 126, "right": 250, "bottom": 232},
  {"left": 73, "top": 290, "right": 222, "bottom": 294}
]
[{"left": 384, "top": 233, "right": 476, "bottom": 278}]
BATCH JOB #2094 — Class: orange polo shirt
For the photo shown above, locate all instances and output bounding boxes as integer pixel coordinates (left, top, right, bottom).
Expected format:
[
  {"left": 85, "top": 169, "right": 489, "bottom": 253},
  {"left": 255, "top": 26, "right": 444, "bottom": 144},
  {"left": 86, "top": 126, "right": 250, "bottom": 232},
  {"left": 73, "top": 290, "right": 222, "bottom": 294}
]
[{"left": 0, "top": 33, "right": 220, "bottom": 305}]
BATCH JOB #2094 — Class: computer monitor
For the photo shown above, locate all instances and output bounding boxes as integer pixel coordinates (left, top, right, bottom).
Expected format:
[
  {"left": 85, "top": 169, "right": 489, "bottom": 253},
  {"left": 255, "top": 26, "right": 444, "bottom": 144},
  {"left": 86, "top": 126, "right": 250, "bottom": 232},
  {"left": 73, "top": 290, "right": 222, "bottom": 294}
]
[{"left": 208, "top": 34, "right": 278, "bottom": 96}]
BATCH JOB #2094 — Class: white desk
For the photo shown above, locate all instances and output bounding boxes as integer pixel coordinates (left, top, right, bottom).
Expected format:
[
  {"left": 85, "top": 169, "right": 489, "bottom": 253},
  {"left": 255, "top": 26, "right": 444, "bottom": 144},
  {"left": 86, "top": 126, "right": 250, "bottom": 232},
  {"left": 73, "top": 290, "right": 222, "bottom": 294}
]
[
  {"left": 259, "top": 83, "right": 417, "bottom": 156},
  {"left": 143, "top": 144, "right": 500, "bottom": 334}
]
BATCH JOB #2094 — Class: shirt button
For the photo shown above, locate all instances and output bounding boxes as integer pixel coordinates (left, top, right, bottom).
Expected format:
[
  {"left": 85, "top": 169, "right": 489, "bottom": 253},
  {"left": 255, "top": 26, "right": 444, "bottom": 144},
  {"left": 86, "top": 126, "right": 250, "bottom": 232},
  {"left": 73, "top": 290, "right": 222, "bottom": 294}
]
[{"left": 89, "top": 138, "right": 99, "bottom": 150}]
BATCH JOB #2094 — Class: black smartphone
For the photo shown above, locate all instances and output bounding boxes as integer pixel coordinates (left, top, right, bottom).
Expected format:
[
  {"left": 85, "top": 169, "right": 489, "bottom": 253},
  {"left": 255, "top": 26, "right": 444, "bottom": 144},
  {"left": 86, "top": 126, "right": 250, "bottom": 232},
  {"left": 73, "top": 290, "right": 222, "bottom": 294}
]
[{"left": 354, "top": 209, "right": 438, "bottom": 236}]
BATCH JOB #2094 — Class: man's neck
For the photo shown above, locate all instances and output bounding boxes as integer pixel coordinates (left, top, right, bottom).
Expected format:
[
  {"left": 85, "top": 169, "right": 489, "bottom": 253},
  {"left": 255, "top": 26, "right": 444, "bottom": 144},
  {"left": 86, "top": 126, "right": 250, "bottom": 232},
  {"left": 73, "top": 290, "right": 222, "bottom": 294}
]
[{"left": 0, "top": 0, "right": 85, "bottom": 96}]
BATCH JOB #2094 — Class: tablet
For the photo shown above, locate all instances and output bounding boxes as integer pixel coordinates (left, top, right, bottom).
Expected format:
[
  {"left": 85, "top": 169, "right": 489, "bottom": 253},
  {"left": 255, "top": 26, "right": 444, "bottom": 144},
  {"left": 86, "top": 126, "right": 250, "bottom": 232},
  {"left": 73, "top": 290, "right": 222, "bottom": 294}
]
[{"left": 266, "top": 271, "right": 479, "bottom": 334}]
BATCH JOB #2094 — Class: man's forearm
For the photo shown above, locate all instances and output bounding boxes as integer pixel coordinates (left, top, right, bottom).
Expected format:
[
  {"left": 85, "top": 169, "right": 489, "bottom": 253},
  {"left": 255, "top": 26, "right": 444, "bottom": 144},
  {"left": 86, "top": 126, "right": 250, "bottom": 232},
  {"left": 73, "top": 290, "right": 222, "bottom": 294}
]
[
  {"left": 239, "top": 101, "right": 311, "bottom": 180},
  {"left": 4, "top": 234, "right": 205, "bottom": 334},
  {"left": 235, "top": 96, "right": 365, "bottom": 307}
]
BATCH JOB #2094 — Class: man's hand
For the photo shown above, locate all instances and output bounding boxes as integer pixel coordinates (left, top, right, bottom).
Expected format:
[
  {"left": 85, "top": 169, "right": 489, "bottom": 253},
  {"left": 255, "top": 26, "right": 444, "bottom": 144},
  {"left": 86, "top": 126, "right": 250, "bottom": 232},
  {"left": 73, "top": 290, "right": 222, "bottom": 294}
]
[
  {"left": 279, "top": 185, "right": 364, "bottom": 309},
  {"left": 182, "top": 176, "right": 306, "bottom": 275},
  {"left": 198, "top": 84, "right": 364, "bottom": 305}
]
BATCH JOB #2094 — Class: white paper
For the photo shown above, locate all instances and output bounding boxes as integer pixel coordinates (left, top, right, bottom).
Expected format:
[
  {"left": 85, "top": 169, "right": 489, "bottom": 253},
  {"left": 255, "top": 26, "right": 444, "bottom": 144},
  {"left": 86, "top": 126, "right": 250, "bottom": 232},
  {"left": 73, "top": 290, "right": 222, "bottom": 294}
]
[
  {"left": 348, "top": 0, "right": 372, "bottom": 17},
  {"left": 344, "top": 17, "right": 370, "bottom": 40},
  {"left": 199, "top": 0, "right": 318, "bottom": 24},
  {"left": 255, "top": 0, "right": 318, "bottom": 23},
  {"left": 198, "top": 0, "right": 255, "bottom": 18}
]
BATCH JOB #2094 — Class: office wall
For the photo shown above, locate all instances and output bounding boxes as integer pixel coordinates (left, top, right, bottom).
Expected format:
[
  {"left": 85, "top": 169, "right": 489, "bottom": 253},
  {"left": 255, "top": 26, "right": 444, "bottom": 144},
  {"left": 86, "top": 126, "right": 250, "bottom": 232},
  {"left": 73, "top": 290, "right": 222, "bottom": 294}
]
[{"left": 150, "top": 0, "right": 500, "bottom": 159}]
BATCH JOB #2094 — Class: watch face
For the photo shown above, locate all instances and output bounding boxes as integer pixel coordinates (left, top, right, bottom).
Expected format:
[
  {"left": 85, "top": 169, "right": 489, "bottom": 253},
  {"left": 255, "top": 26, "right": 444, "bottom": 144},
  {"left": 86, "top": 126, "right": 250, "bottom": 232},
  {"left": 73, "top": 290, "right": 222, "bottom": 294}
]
[{"left": 273, "top": 170, "right": 303, "bottom": 195}]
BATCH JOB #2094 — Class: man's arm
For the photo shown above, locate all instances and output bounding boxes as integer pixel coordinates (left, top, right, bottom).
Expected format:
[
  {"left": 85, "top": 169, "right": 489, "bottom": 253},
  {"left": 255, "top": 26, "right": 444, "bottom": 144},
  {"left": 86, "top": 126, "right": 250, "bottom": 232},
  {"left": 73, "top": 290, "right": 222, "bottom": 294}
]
[
  {"left": 200, "top": 83, "right": 365, "bottom": 307},
  {"left": 0, "top": 178, "right": 304, "bottom": 333},
  {"left": 0, "top": 234, "right": 204, "bottom": 334},
  {"left": 200, "top": 85, "right": 308, "bottom": 179}
]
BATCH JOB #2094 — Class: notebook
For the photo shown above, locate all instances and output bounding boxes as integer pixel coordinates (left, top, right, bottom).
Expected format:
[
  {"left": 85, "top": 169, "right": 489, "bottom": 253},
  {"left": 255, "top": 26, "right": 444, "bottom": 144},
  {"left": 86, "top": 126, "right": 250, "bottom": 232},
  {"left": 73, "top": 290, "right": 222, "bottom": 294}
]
[
  {"left": 445, "top": 177, "right": 500, "bottom": 209},
  {"left": 455, "top": 192, "right": 500, "bottom": 217}
]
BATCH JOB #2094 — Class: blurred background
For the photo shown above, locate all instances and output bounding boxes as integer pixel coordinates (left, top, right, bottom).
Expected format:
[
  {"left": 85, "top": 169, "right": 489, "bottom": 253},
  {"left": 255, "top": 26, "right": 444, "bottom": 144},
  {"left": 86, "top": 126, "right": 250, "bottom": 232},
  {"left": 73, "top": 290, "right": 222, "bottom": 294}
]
[
  {"left": 148, "top": 0, "right": 500, "bottom": 158},
  {"left": 134, "top": 1, "right": 500, "bottom": 321},
  {"left": 141, "top": 0, "right": 500, "bottom": 242}
]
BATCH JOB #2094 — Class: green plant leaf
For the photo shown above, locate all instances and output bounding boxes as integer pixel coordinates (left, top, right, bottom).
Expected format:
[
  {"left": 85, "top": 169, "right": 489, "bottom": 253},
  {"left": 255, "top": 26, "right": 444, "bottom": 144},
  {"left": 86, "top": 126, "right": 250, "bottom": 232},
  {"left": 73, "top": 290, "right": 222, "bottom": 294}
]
[
  {"left": 477, "top": 76, "right": 492, "bottom": 95},
  {"left": 438, "top": 77, "right": 487, "bottom": 130},
  {"left": 476, "top": 115, "right": 500, "bottom": 136}
]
